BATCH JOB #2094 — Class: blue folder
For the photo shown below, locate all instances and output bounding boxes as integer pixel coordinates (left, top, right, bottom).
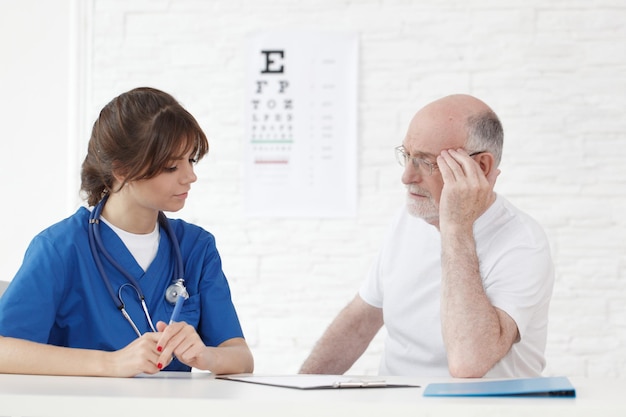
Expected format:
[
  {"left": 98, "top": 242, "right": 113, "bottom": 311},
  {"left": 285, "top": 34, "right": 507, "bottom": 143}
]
[{"left": 423, "top": 376, "right": 576, "bottom": 397}]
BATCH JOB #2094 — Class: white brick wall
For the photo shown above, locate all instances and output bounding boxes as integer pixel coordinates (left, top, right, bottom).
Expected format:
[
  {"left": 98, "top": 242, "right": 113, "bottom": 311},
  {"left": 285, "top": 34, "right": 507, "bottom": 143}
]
[{"left": 82, "top": 0, "right": 626, "bottom": 377}]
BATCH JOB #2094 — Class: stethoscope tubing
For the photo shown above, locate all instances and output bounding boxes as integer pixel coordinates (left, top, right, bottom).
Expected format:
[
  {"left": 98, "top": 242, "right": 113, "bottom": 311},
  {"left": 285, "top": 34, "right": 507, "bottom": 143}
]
[
  {"left": 90, "top": 195, "right": 147, "bottom": 304},
  {"left": 158, "top": 211, "right": 184, "bottom": 282},
  {"left": 88, "top": 194, "right": 186, "bottom": 336}
]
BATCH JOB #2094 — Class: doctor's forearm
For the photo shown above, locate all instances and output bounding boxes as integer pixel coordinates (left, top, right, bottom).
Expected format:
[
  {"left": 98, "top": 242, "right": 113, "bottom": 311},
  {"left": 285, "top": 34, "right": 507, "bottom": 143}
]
[
  {"left": 196, "top": 338, "right": 254, "bottom": 375},
  {"left": 0, "top": 336, "right": 110, "bottom": 376}
]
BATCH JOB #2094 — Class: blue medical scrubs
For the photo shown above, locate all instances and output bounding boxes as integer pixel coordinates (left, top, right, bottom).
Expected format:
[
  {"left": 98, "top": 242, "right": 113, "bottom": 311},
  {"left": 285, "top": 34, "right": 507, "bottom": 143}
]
[{"left": 0, "top": 207, "right": 244, "bottom": 372}]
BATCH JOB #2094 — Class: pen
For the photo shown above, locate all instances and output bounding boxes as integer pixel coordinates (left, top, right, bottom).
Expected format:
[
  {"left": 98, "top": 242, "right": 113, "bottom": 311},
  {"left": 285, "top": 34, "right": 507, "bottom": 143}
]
[{"left": 168, "top": 294, "right": 185, "bottom": 324}]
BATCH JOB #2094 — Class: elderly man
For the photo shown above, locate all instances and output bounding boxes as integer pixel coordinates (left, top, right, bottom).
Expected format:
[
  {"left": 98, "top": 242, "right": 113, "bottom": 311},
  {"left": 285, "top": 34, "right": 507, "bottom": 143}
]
[{"left": 300, "top": 94, "right": 554, "bottom": 378}]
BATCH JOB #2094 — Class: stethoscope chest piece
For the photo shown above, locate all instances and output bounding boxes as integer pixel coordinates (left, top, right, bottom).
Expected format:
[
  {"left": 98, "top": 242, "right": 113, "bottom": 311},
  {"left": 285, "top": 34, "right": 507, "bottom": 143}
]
[{"left": 165, "top": 279, "right": 189, "bottom": 305}]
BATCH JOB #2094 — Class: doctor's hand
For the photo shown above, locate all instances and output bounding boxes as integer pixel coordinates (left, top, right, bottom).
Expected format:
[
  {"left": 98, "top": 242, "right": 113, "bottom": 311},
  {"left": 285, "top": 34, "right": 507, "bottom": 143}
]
[
  {"left": 155, "top": 320, "right": 207, "bottom": 370},
  {"left": 106, "top": 333, "right": 164, "bottom": 377},
  {"left": 436, "top": 149, "right": 497, "bottom": 233}
]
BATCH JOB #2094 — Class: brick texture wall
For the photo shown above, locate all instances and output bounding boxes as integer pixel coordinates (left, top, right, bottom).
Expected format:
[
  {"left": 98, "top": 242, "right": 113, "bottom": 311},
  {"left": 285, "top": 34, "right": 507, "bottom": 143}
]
[{"left": 85, "top": 0, "right": 626, "bottom": 377}]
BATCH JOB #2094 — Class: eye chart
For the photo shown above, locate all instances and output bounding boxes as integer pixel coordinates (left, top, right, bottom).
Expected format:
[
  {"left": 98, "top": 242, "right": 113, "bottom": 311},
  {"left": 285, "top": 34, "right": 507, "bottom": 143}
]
[{"left": 244, "top": 31, "right": 358, "bottom": 217}]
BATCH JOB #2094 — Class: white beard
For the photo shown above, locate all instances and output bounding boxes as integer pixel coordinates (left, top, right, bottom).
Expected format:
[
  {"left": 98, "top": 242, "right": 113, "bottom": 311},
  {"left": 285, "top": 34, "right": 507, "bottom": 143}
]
[{"left": 405, "top": 185, "right": 439, "bottom": 223}]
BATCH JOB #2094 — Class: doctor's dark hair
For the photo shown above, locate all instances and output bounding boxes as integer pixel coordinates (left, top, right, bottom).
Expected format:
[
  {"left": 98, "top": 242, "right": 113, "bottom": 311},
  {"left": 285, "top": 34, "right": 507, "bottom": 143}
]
[{"left": 80, "top": 87, "right": 209, "bottom": 206}]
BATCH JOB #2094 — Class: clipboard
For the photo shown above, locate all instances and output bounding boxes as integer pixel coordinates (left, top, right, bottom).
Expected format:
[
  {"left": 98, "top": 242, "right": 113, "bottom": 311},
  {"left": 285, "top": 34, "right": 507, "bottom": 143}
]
[
  {"left": 216, "top": 374, "right": 421, "bottom": 390},
  {"left": 423, "top": 376, "right": 576, "bottom": 397}
]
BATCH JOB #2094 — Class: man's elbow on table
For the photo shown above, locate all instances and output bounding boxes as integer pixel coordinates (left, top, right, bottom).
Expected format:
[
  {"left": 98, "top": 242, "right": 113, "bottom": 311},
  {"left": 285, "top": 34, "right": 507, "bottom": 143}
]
[
  {"left": 446, "top": 344, "right": 506, "bottom": 378},
  {"left": 447, "top": 359, "right": 492, "bottom": 379}
]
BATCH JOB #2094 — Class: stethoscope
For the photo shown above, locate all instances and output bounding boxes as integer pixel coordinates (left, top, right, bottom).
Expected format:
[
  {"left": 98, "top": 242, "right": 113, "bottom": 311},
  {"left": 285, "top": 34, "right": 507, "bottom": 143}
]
[{"left": 88, "top": 193, "right": 188, "bottom": 337}]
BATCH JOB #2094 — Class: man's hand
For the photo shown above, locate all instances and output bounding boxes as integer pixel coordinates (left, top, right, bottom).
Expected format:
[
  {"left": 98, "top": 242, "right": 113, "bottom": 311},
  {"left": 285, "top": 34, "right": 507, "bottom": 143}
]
[{"left": 436, "top": 149, "right": 496, "bottom": 232}]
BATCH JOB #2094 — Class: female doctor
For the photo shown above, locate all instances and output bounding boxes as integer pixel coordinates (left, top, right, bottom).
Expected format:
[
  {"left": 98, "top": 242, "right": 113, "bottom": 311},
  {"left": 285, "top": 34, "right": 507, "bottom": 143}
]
[{"left": 0, "top": 87, "right": 254, "bottom": 377}]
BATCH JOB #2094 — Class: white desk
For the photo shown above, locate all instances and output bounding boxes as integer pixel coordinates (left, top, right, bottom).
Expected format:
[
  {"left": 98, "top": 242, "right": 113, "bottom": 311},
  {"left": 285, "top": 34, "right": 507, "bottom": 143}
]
[{"left": 0, "top": 373, "right": 624, "bottom": 417}]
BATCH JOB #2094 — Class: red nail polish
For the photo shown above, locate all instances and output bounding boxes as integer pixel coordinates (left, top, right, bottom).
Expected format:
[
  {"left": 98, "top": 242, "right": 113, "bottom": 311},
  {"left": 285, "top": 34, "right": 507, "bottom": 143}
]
[
  {"left": 157, "top": 363, "right": 163, "bottom": 369},
  {"left": 157, "top": 346, "right": 162, "bottom": 352}
]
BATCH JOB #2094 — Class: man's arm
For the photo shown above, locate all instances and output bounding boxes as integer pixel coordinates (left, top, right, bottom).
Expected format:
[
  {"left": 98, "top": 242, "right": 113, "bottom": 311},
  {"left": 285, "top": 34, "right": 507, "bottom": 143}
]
[
  {"left": 299, "top": 294, "right": 383, "bottom": 374},
  {"left": 437, "top": 149, "right": 518, "bottom": 377},
  {"left": 439, "top": 228, "right": 519, "bottom": 377}
]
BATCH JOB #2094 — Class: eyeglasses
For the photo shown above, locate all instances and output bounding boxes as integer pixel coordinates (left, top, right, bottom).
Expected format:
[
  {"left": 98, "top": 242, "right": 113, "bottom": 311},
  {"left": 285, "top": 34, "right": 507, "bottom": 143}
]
[
  {"left": 395, "top": 146, "right": 438, "bottom": 176},
  {"left": 395, "top": 146, "right": 485, "bottom": 176}
]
